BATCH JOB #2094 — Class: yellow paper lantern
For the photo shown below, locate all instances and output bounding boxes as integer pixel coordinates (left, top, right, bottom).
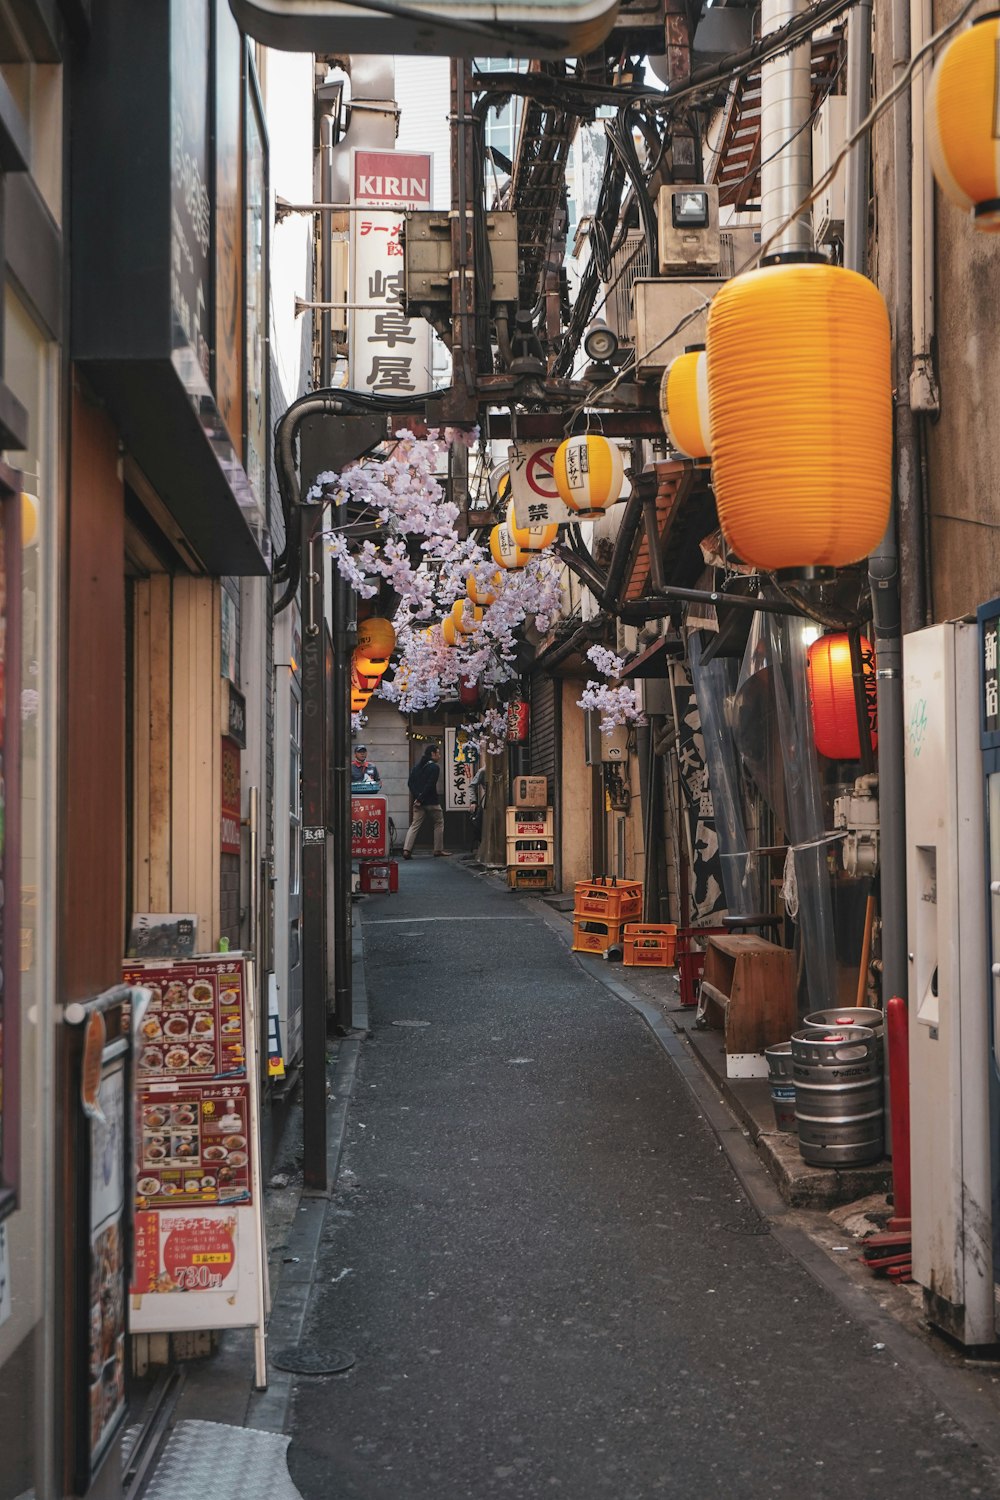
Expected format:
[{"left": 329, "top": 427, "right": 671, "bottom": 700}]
[
  {"left": 467, "top": 570, "right": 501, "bottom": 607},
  {"left": 505, "top": 498, "right": 558, "bottom": 553},
  {"left": 552, "top": 433, "right": 624, "bottom": 514},
  {"left": 927, "top": 14, "right": 1000, "bottom": 231},
  {"left": 661, "top": 350, "right": 712, "bottom": 459},
  {"left": 489, "top": 521, "right": 527, "bottom": 570},
  {"left": 351, "top": 690, "right": 372, "bottom": 712},
  {"left": 21, "top": 492, "right": 38, "bottom": 548},
  {"left": 706, "top": 263, "right": 891, "bottom": 571},
  {"left": 356, "top": 616, "right": 396, "bottom": 674},
  {"left": 451, "top": 600, "right": 484, "bottom": 636},
  {"left": 351, "top": 649, "right": 383, "bottom": 689},
  {"left": 442, "top": 616, "right": 459, "bottom": 647}
]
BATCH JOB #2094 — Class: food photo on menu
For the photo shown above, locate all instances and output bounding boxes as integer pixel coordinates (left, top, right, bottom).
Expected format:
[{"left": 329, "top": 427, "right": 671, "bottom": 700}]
[{"left": 135, "top": 1087, "right": 252, "bottom": 1208}]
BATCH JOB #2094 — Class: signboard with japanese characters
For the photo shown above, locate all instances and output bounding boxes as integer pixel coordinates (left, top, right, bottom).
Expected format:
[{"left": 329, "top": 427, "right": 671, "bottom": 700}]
[
  {"left": 508, "top": 441, "right": 577, "bottom": 528},
  {"left": 445, "top": 728, "right": 478, "bottom": 812},
  {"left": 351, "top": 794, "right": 389, "bottom": 858},
  {"left": 983, "top": 611, "right": 1000, "bottom": 735},
  {"left": 670, "top": 662, "right": 727, "bottom": 923},
  {"left": 350, "top": 149, "right": 433, "bottom": 397},
  {"left": 123, "top": 955, "right": 268, "bottom": 1368}
]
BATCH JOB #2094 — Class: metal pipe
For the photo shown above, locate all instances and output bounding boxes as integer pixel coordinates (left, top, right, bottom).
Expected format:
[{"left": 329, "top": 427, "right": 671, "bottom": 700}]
[
  {"left": 909, "top": 0, "right": 939, "bottom": 415},
  {"left": 843, "top": 0, "right": 873, "bottom": 274},
  {"left": 759, "top": 0, "right": 813, "bottom": 255}
]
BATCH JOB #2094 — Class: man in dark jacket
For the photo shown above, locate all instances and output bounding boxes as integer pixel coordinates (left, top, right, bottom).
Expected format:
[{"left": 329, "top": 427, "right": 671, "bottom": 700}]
[{"left": 402, "top": 744, "right": 447, "bottom": 858}]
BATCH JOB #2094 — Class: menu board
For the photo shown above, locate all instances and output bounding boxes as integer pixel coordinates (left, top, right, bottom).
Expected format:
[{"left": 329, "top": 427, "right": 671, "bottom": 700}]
[
  {"left": 126, "top": 959, "right": 247, "bottom": 1080},
  {"left": 88, "top": 1057, "right": 127, "bottom": 1470},
  {"left": 136, "top": 1082, "right": 251, "bottom": 1208},
  {"left": 124, "top": 955, "right": 268, "bottom": 1374}
]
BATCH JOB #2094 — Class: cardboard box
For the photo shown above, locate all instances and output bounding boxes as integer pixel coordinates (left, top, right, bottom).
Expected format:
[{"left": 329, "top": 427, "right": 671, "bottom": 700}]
[{"left": 513, "top": 775, "right": 547, "bottom": 808}]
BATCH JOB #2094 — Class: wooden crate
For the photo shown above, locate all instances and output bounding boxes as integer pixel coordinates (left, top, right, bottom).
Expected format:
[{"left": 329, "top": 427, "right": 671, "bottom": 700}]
[
  {"left": 623, "top": 923, "right": 677, "bottom": 967},
  {"left": 507, "top": 866, "right": 554, "bottom": 891},
  {"left": 700, "top": 935, "right": 797, "bottom": 1078},
  {"left": 574, "top": 878, "right": 643, "bottom": 922},
  {"left": 506, "top": 806, "right": 553, "bottom": 838},
  {"left": 572, "top": 916, "right": 625, "bottom": 954}
]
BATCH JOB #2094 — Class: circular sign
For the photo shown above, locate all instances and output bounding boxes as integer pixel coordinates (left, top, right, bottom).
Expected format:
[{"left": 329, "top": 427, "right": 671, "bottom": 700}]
[{"left": 525, "top": 446, "right": 559, "bottom": 498}]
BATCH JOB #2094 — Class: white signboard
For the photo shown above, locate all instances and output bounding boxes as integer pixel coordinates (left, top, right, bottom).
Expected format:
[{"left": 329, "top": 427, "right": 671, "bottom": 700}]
[
  {"left": 445, "top": 727, "right": 478, "bottom": 812},
  {"left": 350, "top": 149, "right": 433, "bottom": 397},
  {"left": 508, "top": 441, "right": 576, "bottom": 528}
]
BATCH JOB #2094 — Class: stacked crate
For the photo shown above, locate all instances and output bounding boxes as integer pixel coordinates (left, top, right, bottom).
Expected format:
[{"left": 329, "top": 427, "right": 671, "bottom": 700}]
[
  {"left": 506, "top": 784, "right": 554, "bottom": 890},
  {"left": 571, "top": 877, "right": 643, "bottom": 953}
]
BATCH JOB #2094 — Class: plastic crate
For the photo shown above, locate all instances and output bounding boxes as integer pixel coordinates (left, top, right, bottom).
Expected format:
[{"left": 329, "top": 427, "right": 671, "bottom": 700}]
[
  {"left": 676, "top": 925, "right": 727, "bottom": 1006},
  {"left": 505, "top": 807, "right": 553, "bottom": 838},
  {"left": 572, "top": 916, "right": 625, "bottom": 954},
  {"left": 623, "top": 923, "right": 677, "bottom": 967},
  {"left": 574, "top": 878, "right": 643, "bottom": 922},
  {"left": 507, "top": 866, "right": 554, "bottom": 891},
  {"left": 508, "top": 837, "right": 555, "bottom": 866}
]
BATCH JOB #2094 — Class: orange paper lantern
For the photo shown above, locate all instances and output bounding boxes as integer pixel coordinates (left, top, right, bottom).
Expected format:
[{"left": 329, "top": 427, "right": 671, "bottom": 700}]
[
  {"left": 927, "top": 14, "right": 1000, "bottom": 231},
  {"left": 806, "top": 633, "right": 878, "bottom": 760}
]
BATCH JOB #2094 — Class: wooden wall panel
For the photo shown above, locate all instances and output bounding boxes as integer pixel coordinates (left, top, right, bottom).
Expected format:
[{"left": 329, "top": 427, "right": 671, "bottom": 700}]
[{"left": 64, "top": 384, "right": 125, "bottom": 998}]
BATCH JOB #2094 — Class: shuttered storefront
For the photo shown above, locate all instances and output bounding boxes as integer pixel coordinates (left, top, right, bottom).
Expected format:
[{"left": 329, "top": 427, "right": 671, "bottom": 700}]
[{"left": 529, "top": 672, "right": 559, "bottom": 801}]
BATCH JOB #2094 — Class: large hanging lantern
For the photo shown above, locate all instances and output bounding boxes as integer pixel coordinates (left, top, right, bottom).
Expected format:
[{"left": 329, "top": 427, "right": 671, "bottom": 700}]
[
  {"left": 505, "top": 498, "right": 558, "bottom": 553},
  {"left": 490, "top": 521, "right": 527, "bottom": 570},
  {"left": 552, "top": 433, "right": 625, "bottom": 515},
  {"left": 467, "top": 570, "right": 501, "bottom": 607},
  {"left": 660, "top": 350, "right": 712, "bottom": 460},
  {"left": 807, "top": 633, "right": 878, "bottom": 760},
  {"left": 706, "top": 263, "right": 891, "bottom": 571},
  {"left": 927, "top": 14, "right": 1000, "bottom": 231},
  {"left": 355, "top": 616, "right": 396, "bottom": 676},
  {"left": 451, "top": 600, "right": 484, "bottom": 636}
]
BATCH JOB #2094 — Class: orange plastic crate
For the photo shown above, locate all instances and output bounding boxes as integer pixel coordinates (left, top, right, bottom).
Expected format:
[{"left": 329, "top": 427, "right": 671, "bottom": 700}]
[
  {"left": 572, "top": 916, "right": 625, "bottom": 954},
  {"left": 623, "top": 923, "right": 677, "bottom": 967},
  {"left": 507, "top": 866, "right": 554, "bottom": 891},
  {"left": 574, "top": 878, "right": 643, "bottom": 922}
]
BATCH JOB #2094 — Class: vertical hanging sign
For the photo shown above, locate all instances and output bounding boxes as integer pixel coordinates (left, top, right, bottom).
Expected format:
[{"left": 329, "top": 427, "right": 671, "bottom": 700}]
[{"left": 350, "top": 150, "right": 433, "bottom": 396}]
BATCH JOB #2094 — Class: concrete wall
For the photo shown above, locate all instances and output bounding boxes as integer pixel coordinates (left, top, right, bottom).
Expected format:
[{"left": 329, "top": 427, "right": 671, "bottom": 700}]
[
  {"left": 359, "top": 698, "right": 411, "bottom": 839},
  {"left": 560, "top": 683, "right": 593, "bottom": 890}
]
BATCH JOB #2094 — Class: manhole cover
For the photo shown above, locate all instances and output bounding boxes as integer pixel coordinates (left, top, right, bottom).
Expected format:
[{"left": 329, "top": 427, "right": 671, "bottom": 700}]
[{"left": 271, "top": 1344, "right": 356, "bottom": 1375}]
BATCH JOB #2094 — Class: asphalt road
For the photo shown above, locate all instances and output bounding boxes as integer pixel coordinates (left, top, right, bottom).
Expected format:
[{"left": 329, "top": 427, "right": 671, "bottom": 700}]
[{"left": 287, "top": 856, "right": 1000, "bottom": 1499}]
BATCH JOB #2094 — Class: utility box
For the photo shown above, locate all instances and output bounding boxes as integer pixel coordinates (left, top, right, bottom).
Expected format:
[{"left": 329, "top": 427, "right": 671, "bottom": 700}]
[
  {"left": 656, "top": 184, "right": 721, "bottom": 274},
  {"left": 403, "top": 211, "right": 518, "bottom": 310},
  {"left": 631, "top": 278, "right": 724, "bottom": 379},
  {"left": 813, "top": 95, "right": 848, "bottom": 245},
  {"left": 584, "top": 711, "right": 628, "bottom": 764}
]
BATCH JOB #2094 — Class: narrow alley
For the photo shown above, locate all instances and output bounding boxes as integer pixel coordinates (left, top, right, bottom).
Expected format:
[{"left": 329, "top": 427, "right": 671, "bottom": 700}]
[{"left": 285, "top": 859, "right": 1000, "bottom": 1500}]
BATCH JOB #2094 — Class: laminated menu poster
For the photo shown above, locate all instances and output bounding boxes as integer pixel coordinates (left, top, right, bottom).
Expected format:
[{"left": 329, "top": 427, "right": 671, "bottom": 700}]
[{"left": 124, "top": 955, "right": 268, "bottom": 1372}]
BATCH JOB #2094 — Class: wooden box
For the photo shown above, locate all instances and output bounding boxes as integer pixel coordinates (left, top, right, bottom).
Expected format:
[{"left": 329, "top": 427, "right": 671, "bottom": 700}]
[{"left": 700, "top": 934, "right": 797, "bottom": 1078}]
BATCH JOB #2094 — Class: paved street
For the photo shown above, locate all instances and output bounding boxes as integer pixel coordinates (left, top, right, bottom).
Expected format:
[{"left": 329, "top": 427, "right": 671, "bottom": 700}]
[{"left": 286, "top": 857, "right": 1000, "bottom": 1499}]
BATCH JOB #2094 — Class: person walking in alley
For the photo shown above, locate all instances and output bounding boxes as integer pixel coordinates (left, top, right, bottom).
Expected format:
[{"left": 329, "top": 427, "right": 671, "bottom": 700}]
[{"left": 402, "top": 743, "right": 447, "bottom": 858}]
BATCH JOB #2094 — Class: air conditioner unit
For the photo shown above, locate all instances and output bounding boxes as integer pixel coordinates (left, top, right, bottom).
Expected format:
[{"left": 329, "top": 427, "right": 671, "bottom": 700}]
[
  {"left": 719, "top": 226, "right": 761, "bottom": 279},
  {"left": 631, "top": 277, "right": 724, "bottom": 379},
  {"left": 812, "top": 94, "right": 848, "bottom": 245},
  {"left": 656, "top": 184, "right": 721, "bottom": 274}
]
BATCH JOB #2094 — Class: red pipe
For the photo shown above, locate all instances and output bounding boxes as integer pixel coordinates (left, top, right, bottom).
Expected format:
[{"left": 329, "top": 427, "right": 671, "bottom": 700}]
[{"left": 886, "top": 995, "right": 911, "bottom": 1227}]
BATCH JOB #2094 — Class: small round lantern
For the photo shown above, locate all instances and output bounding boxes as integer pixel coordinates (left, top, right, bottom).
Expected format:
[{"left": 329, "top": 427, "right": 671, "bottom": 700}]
[
  {"left": 351, "top": 690, "right": 371, "bottom": 712},
  {"left": 351, "top": 656, "right": 381, "bottom": 694},
  {"left": 505, "top": 498, "right": 558, "bottom": 553},
  {"left": 459, "top": 678, "right": 480, "bottom": 707},
  {"left": 451, "top": 600, "right": 484, "bottom": 636},
  {"left": 927, "top": 13, "right": 1000, "bottom": 231},
  {"left": 467, "top": 571, "right": 501, "bottom": 607},
  {"left": 552, "top": 433, "right": 625, "bottom": 515},
  {"left": 706, "top": 263, "right": 891, "bottom": 571},
  {"left": 355, "top": 616, "right": 396, "bottom": 675},
  {"left": 806, "top": 632, "right": 878, "bottom": 759},
  {"left": 441, "top": 616, "right": 459, "bottom": 647},
  {"left": 490, "top": 521, "right": 526, "bottom": 570},
  {"left": 661, "top": 349, "right": 712, "bottom": 459}
]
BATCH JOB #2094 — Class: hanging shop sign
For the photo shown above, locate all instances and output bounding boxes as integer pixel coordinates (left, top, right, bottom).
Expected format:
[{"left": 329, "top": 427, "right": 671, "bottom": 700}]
[
  {"left": 506, "top": 700, "right": 530, "bottom": 743},
  {"left": 982, "top": 608, "right": 1000, "bottom": 735},
  {"left": 350, "top": 150, "right": 433, "bottom": 398},
  {"left": 122, "top": 954, "right": 268, "bottom": 1383},
  {"left": 221, "top": 736, "right": 242, "bottom": 854},
  {"left": 224, "top": 682, "right": 247, "bottom": 748},
  {"left": 445, "top": 727, "right": 479, "bottom": 811},
  {"left": 669, "top": 662, "right": 728, "bottom": 923}
]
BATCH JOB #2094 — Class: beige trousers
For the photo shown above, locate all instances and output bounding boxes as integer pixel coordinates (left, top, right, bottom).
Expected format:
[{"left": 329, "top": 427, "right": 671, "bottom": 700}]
[{"left": 403, "top": 802, "right": 444, "bottom": 853}]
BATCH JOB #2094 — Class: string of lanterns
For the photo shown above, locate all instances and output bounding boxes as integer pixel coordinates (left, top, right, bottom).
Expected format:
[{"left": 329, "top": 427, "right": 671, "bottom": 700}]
[{"left": 351, "top": 616, "right": 396, "bottom": 712}]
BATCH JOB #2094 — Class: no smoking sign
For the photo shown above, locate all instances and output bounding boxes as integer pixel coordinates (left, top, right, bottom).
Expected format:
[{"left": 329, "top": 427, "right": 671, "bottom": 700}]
[{"left": 508, "top": 442, "right": 576, "bottom": 528}]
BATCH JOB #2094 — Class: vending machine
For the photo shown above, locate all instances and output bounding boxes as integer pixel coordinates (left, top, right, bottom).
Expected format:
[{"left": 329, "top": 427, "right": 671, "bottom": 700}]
[
  {"left": 904, "top": 620, "right": 994, "bottom": 1347},
  {"left": 978, "top": 597, "right": 1000, "bottom": 1329}
]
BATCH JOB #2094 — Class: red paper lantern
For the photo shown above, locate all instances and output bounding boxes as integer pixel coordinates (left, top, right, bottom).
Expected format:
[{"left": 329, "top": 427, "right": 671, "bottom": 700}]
[
  {"left": 459, "top": 679, "right": 480, "bottom": 707},
  {"left": 506, "top": 700, "right": 529, "bottom": 743},
  {"left": 807, "top": 633, "right": 878, "bottom": 760}
]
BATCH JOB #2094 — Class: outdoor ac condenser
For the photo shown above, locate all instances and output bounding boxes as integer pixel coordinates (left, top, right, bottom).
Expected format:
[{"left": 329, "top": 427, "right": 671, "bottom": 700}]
[{"left": 904, "top": 621, "right": 995, "bottom": 1347}]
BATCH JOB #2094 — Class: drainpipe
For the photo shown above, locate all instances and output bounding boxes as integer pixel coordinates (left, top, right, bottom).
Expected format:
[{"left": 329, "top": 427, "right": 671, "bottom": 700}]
[
  {"left": 759, "top": 0, "right": 813, "bottom": 256},
  {"left": 909, "top": 0, "right": 939, "bottom": 423}
]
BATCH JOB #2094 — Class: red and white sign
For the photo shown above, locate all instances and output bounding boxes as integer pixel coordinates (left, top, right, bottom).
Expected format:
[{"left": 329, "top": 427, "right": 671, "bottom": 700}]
[
  {"left": 350, "top": 150, "right": 433, "bottom": 398},
  {"left": 352, "top": 795, "right": 388, "bottom": 859},
  {"left": 508, "top": 441, "right": 576, "bottom": 528},
  {"left": 132, "top": 1210, "right": 239, "bottom": 1295},
  {"left": 354, "top": 150, "right": 433, "bottom": 209},
  {"left": 221, "top": 736, "right": 241, "bottom": 855}
]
